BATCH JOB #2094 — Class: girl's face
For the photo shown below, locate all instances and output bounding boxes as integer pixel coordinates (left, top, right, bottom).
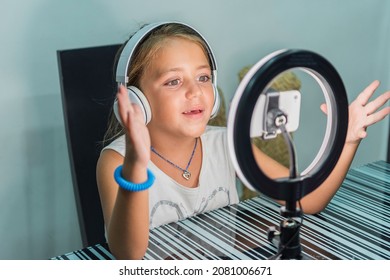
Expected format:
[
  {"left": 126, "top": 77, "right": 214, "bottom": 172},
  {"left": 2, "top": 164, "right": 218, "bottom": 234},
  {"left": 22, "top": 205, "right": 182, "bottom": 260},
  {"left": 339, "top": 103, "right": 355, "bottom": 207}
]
[{"left": 140, "top": 37, "right": 215, "bottom": 139}]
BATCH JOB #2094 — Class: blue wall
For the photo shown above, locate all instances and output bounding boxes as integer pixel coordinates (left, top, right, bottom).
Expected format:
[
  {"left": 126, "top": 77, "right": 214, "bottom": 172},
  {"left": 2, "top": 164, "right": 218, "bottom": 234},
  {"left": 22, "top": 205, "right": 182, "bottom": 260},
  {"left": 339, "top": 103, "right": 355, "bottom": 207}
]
[{"left": 0, "top": 0, "right": 388, "bottom": 259}]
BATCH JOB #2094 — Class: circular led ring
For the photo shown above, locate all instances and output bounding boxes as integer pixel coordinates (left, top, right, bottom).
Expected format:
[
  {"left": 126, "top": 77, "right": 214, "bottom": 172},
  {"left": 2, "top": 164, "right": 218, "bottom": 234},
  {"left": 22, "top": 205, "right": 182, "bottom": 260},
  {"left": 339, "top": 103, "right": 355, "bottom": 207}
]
[{"left": 227, "top": 49, "right": 348, "bottom": 201}]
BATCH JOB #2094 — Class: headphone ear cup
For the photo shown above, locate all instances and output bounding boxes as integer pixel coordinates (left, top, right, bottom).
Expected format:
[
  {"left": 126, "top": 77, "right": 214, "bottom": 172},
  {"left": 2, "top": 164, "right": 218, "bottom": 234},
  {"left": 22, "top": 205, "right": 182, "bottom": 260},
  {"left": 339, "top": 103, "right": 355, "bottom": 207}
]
[
  {"left": 113, "top": 86, "right": 152, "bottom": 125},
  {"left": 210, "top": 85, "right": 220, "bottom": 119}
]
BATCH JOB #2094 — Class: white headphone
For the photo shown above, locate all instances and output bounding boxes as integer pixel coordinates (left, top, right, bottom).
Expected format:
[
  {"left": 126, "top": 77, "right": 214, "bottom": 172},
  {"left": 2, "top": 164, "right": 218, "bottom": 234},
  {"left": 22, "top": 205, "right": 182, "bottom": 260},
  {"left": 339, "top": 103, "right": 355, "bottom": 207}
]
[{"left": 113, "top": 21, "right": 220, "bottom": 125}]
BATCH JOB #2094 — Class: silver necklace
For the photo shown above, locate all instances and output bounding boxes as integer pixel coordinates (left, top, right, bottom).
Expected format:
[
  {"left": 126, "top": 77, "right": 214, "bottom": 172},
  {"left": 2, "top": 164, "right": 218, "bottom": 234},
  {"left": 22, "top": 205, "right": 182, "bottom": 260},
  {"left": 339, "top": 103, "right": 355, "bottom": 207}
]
[{"left": 151, "top": 138, "right": 198, "bottom": 180}]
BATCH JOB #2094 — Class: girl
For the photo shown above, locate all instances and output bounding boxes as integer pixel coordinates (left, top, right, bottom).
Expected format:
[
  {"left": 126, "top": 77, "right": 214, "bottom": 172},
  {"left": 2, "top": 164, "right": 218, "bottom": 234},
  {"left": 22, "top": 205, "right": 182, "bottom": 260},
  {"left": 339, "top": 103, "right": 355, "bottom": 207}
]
[{"left": 96, "top": 22, "right": 390, "bottom": 259}]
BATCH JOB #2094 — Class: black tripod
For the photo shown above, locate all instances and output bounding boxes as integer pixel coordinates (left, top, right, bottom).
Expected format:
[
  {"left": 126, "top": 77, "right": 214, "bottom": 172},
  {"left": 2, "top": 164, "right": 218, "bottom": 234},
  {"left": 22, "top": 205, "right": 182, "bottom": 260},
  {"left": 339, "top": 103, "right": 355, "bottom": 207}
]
[
  {"left": 267, "top": 202, "right": 304, "bottom": 259},
  {"left": 265, "top": 113, "right": 308, "bottom": 259}
]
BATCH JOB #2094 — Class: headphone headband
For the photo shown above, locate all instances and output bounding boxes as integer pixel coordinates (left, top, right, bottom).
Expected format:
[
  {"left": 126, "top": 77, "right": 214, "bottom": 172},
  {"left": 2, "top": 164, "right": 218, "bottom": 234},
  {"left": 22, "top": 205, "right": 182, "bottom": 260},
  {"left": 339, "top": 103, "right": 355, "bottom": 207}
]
[{"left": 115, "top": 21, "right": 218, "bottom": 85}]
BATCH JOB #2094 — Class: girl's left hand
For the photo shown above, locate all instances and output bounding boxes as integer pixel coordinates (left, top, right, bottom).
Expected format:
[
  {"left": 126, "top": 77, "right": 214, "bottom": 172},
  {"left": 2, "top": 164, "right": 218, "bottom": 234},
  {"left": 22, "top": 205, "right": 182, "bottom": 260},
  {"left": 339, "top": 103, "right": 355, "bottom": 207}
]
[{"left": 321, "top": 80, "right": 390, "bottom": 145}]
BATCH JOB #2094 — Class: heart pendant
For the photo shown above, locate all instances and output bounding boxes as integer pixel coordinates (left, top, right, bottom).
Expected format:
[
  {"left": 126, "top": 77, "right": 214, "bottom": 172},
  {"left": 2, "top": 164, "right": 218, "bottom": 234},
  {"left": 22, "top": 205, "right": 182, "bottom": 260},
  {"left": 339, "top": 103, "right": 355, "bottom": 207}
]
[{"left": 182, "top": 171, "right": 191, "bottom": 180}]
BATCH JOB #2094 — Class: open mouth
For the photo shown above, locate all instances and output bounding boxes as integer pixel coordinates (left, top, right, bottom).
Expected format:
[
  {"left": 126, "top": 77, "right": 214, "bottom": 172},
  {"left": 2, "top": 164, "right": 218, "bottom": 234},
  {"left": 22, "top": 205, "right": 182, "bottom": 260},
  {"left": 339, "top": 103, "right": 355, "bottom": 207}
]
[{"left": 183, "top": 109, "right": 203, "bottom": 115}]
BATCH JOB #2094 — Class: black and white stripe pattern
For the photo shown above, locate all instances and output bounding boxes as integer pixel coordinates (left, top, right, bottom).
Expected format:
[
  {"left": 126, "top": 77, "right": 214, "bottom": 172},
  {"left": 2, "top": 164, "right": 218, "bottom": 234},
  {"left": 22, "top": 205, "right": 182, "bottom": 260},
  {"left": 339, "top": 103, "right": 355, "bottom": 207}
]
[{"left": 53, "top": 161, "right": 390, "bottom": 260}]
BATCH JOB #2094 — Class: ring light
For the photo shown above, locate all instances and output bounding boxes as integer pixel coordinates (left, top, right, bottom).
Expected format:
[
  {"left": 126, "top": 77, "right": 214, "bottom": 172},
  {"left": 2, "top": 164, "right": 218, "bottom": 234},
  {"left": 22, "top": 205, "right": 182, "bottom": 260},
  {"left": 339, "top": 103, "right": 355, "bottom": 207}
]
[
  {"left": 228, "top": 49, "right": 349, "bottom": 259},
  {"left": 228, "top": 49, "right": 348, "bottom": 203}
]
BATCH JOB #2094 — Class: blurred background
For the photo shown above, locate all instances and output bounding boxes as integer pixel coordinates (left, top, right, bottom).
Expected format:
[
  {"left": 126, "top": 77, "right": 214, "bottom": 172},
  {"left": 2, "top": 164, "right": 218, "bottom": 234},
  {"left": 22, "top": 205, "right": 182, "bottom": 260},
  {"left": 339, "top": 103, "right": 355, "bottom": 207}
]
[{"left": 0, "top": 0, "right": 388, "bottom": 259}]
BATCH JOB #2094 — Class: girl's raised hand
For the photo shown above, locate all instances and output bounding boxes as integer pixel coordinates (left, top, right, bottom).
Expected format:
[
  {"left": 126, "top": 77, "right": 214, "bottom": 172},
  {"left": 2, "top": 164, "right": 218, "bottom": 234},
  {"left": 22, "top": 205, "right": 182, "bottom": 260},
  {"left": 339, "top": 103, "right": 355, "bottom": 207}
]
[
  {"left": 321, "top": 80, "right": 390, "bottom": 145},
  {"left": 116, "top": 85, "right": 151, "bottom": 168},
  {"left": 346, "top": 80, "right": 390, "bottom": 144}
]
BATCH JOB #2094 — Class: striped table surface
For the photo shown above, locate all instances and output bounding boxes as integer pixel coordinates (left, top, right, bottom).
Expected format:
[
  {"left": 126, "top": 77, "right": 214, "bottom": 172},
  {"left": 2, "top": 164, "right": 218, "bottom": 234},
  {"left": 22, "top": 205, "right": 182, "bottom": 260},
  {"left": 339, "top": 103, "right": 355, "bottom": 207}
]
[{"left": 53, "top": 160, "right": 390, "bottom": 260}]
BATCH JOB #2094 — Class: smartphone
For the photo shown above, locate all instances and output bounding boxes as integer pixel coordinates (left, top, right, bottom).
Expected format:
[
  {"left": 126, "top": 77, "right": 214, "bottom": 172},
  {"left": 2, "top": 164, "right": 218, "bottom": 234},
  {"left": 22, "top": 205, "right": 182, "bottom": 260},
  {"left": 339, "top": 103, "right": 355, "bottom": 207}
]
[{"left": 250, "top": 89, "right": 301, "bottom": 139}]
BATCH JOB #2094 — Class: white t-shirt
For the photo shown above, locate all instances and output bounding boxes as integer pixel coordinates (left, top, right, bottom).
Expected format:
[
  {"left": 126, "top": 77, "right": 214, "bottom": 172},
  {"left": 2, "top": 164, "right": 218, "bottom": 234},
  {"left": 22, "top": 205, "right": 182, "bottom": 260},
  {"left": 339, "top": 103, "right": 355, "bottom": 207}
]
[{"left": 103, "top": 126, "right": 239, "bottom": 229}]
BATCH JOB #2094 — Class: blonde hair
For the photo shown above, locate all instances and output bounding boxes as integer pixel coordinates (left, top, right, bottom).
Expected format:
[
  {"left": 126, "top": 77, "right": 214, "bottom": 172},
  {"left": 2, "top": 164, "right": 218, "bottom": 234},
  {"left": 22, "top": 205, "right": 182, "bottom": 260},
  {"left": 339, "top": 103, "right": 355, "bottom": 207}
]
[{"left": 103, "top": 23, "right": 211, "bottom": 146}]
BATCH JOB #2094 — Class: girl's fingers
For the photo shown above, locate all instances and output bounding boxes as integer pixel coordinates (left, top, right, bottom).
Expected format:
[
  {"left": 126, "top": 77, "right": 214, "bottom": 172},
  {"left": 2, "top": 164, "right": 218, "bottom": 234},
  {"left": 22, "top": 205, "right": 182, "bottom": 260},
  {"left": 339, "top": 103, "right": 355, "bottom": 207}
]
[
  {"left": 117, "top": 85, "right": 132, "bottom": 126},
  {"left": 320, "top": 103, "right": 328, "bottom": 115},
  {"left": 364, "top": 90, "right": 390, "bottom": 115},
  {"left": 366, "top": 107, "right": 390, "bottom": 127},
  {"left": 132, "top": 104, "right": 145, "bottom": 123},
  {"left": 358, "top": 129, "right": 367, "bottom": 139},
  {"left": 356, "top": 80, "right": 380, "bottom": 106}
]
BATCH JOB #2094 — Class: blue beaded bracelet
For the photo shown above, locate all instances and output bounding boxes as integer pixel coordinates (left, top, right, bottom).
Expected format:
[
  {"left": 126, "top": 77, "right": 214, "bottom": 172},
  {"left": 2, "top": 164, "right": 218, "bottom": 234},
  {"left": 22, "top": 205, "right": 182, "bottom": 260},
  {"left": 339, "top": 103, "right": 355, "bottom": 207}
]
[{"left": 114, "top": 165, "right": 155, "bottom": 192}]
